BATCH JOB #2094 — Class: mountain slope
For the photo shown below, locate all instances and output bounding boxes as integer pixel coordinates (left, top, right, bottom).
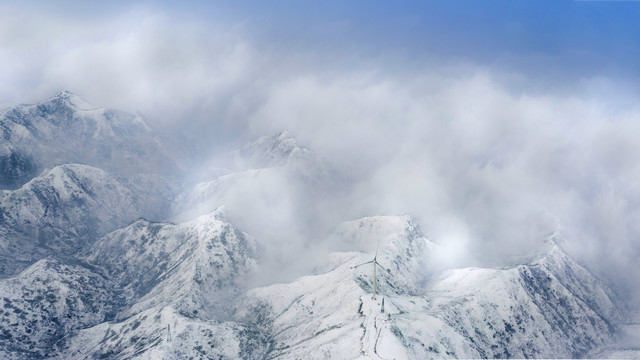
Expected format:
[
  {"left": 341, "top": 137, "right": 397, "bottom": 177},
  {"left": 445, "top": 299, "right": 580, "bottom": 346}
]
[{"left": 59, "top": 306, "right": 270, "bottom": 360}]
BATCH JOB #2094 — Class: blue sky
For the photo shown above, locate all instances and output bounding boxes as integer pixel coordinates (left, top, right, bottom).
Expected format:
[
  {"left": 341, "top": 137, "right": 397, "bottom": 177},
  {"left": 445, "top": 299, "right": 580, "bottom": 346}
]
[
  {"left": 11, "top": 0, "right": 640, "bottom": 81},
  {"left": 217, "top": 0, "right": 640, "bottom": 67},
  {"left": 188, "top": 0, "right": 619, "bottom": 77},
  {"left": 238, "top": 0, "right": 640, "bottom": 82}
]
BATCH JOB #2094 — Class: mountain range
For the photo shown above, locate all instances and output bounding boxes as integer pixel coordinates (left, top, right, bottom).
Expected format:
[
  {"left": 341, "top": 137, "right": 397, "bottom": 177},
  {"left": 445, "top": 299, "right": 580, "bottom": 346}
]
[{"left": 0, "top": 92, "right": 637, "bottom": 359}]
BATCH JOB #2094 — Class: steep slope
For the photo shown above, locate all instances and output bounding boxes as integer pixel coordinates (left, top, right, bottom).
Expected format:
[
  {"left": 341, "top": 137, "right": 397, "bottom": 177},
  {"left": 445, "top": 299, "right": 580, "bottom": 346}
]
[
  {"left": 233, "top": 216, "right": 620, "bottom": 359},
  {"left": 0, "top": 164, "right": 174, "bottom": 276},
  {"left": 0, "top": 91, "right": 181, "bottom": 189},
  {"left": 84, "top": 212, "right": 259, "bottom": 319},
  {"left": 0, "top": 258, "right": 122, "bottom": 359},
  {"left": 396, "top": 244, "right": 618, "bottom": 359},
  {"left": 0, "top": 209, "right": 265, "bottom": 359}
]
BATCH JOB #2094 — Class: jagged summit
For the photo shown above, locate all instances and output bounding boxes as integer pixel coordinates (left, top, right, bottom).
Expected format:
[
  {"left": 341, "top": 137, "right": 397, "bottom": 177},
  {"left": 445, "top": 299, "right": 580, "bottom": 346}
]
[
  {"left": 44, "top": 90, "right": 97, "bottom": 111},
  {"left": 237, "top": 130, "right": 311, "bottom": 169}
]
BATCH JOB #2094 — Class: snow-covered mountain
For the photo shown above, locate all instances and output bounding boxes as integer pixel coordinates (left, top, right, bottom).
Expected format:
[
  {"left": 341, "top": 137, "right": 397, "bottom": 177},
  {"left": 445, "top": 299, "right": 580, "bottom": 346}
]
[
  {"left": 52, "top": 213, "right": 269, "bottom": 359},
  {"left": 0, "top": 92, "right": 634, "bottom": 359},
  {"left": 235, "top": 131, "right": 312, "bottom": 170},
  {"left": 0, "top": 164, "right": 175, "bottom": 276},
  {"left": 0, "top": 91, "right": 181, "bottom": 189},
  {"left": 84, "top": 212, "right": 259, "bottom": 320}
]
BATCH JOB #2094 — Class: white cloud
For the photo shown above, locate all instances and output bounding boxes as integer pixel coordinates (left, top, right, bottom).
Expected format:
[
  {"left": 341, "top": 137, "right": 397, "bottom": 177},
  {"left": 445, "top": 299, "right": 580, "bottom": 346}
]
[
  {"left": 2, "top": 3, "right": 640, "bottom": 301},
  {"left": 249, "top": 68, "right": 640, "bottom": 296}
]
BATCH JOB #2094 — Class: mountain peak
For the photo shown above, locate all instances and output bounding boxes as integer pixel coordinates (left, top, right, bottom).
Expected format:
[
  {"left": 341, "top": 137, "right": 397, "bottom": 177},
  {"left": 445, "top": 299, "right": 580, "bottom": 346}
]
[
  {"left": 237, "top": 131, "right": 310, "bottom": 169},
  {"left": 45, "top": 90, "right": 97, "bottom": 111},
  {"left": 54, "top": 89, "right": 74, "bottom": 97},
  {"left": 274, "top": 130, "right": 292, "bottom": 140}
]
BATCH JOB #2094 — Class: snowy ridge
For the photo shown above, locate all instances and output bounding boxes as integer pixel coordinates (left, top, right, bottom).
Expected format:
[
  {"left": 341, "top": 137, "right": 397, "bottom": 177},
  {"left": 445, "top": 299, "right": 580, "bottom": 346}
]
[
  {"left": 60, "top": 306, "right": 270, "bottom": 360},
  {"left": 42, "top": 90, "right": 99, "bottom": 112},
  {"left": 53, "top": 212, "right": 267, "bottom": 359},
  {"left": 0, "top": 207, "right": 268, "bottom": 359}
]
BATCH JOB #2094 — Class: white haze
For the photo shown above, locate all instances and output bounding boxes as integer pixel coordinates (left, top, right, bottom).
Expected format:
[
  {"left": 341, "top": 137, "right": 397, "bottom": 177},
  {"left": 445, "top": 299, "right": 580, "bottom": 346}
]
[{"left": 1, "top": 6, "right": 640, "bottom": 306}]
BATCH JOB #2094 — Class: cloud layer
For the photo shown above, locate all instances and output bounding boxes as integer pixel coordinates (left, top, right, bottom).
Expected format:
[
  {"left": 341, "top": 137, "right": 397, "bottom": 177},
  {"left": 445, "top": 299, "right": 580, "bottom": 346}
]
[
  {"left": 2, "top": 4, "right": 639, "bottom": 301},
  {"left": 251, "top": 72, "right": 640, "bottom": 280}
]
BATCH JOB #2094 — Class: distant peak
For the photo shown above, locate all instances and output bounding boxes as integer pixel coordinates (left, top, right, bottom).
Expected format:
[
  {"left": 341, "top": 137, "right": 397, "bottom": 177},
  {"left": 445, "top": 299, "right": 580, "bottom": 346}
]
[
  {"left": 238, "top": 131, "right": 310, "bottom": 169},
  {"left": 275, "top": 130, "right": 292, "bottom": 139},
  {"left": 46, "top": 90, "right": 97, "bottom": 111},
  {"left": 253, "top": 130, "right": 295, "bottom": 147},
  {"left": 55, "top": 90, "right": 73, "bottom": 97}
]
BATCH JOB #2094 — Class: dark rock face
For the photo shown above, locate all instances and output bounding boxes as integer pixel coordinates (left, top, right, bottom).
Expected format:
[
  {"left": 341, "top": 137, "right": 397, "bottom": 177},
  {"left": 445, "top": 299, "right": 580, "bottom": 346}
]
[{"left": 0, "top": 150, "right": 38, "bottom": 190}]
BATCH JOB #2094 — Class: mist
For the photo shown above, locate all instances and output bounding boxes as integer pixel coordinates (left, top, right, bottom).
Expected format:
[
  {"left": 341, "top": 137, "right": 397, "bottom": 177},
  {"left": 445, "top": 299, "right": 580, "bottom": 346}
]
[
  {"left": 244, "top": 72, "right": 640, "bottom": 299},
  {"left": 2, "top": 2, "right": 640, "bottom": 309}
]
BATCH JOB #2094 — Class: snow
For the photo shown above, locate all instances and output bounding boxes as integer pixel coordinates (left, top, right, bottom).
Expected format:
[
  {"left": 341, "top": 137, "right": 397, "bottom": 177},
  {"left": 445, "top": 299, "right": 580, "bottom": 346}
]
[
  {"left": 61, "top": 306, "right": 267, "bottom": 359},
  {"left": 0, "top": 163, "right": 174, "bottom": 276}
]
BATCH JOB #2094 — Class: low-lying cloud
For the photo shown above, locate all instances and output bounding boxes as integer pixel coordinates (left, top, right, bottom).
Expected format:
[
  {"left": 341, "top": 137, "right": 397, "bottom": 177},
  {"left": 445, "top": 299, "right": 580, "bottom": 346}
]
[
  {"left": 250, "top": 71, "right": 640, "bottom": 298},
  {"left": 2, "top": 4, "right": 639, "bottom": 303}
]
